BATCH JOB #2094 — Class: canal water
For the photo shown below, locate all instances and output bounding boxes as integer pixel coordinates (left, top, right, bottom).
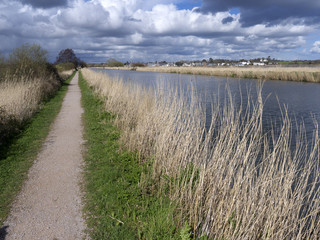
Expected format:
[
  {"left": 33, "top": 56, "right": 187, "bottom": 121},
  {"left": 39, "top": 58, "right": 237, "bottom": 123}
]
[{"left": 92, "top": 68, "right": 320, "bottom": 143}]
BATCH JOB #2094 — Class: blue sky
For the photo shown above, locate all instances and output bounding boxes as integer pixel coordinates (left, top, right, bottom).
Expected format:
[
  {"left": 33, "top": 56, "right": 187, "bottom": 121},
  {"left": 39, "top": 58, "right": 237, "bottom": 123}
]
[
  {"left": 176, "top": 0, "right": 201, "bottom": 10},
  {"left": 0, "top": 0, "right": 319, "bottom": 63}
]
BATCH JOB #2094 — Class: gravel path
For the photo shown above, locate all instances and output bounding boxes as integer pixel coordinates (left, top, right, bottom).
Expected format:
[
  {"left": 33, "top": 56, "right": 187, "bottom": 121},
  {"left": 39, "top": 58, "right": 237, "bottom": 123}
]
[{"left": 1, "top": 73, "right": 87, "bottom": 240}]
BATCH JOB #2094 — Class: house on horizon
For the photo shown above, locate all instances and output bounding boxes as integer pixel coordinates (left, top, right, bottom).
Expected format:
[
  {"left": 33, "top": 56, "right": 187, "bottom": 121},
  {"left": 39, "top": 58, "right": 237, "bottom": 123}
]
[{"left": 253, "top": 62, "right": 266, "bottom": 66}]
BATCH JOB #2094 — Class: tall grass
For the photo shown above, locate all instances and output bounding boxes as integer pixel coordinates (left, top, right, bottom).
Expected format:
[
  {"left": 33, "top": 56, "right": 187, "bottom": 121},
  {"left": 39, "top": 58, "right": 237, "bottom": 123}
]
[
  {"left": 82, "top": 68, "right": 320, "bottom": 239},
  {"left": 0, "top": 72, "right": 62, "bottom": 144},
  {"left": 58, "top": 70, "right": 74, "bottom": 81},
  {"left": 0, "top": 44, "right": 70, "bottom": 144},
  {"left": 138, "top": 66, "right": 320, "bottom": 83}
]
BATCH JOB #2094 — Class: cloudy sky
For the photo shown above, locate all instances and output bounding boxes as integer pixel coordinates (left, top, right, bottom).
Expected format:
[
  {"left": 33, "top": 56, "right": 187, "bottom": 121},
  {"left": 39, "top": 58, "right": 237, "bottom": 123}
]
[{"left": 1, "top": 0, "right": 320, "bottom": 63}]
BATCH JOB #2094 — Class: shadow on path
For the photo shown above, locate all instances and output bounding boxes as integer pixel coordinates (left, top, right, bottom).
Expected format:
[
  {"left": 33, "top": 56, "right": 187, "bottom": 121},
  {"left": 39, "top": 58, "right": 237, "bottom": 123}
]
[{"left": 0, "top": 225, "right": 8, "bottom": 240}]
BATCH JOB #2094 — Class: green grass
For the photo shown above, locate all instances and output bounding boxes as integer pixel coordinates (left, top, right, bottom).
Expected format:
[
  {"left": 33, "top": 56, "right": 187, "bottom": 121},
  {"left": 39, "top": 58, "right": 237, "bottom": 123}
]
[
  {"left": 0, "top": 71, "right": 75, "bottom": 225},
  {"left": 80, "top": 72, "right": 183, "bottom": 240}
]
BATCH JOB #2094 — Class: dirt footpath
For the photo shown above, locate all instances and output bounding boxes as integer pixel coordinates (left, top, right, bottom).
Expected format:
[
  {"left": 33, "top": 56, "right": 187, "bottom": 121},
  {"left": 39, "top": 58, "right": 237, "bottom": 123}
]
[{"left": 1, "top": 73, "right": 87, "bottom": 239}]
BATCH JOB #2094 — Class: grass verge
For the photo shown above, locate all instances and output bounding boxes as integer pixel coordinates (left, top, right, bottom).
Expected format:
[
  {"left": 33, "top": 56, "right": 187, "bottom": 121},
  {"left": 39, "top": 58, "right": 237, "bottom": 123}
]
[
  {"left": 0, "top": 71, "right": 76, "bottom": 225},
  {"left": 79, "top": 72, "right": 185, "bottom": 240}
]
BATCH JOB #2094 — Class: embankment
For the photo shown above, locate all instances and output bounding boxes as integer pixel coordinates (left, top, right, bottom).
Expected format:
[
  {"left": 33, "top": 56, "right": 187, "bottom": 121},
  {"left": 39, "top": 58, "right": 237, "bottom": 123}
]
[
  {"left": 79, "top": 71, "right": 181, "bottom": 239},
  {"left": 81, "top": 68, "right": 320, "bottom": 239}
]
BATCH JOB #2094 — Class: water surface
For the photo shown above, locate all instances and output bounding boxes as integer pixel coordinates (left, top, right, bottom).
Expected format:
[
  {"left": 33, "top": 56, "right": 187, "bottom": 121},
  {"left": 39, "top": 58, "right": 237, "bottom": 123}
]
[{"left": 92, "top": 68, "right": 320, "bottom": 142}]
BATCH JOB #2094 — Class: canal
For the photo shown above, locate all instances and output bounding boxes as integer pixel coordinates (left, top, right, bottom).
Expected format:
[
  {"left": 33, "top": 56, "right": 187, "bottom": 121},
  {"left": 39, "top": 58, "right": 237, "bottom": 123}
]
[{"left": 92, "top": 68, "right": 320, "bottom": 143}]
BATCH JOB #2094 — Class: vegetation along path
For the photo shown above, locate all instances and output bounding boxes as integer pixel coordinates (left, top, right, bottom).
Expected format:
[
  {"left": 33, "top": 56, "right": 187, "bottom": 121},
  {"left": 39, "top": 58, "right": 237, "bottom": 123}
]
[{"left": 1, "top": 72, "right": 87, "bottom": 239}]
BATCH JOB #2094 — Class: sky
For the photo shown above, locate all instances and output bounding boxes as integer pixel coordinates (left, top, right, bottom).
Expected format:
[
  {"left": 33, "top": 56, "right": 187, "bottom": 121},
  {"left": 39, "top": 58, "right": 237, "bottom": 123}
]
[{"left": 0, "top": 0, "right": 320, "bottom": 63}]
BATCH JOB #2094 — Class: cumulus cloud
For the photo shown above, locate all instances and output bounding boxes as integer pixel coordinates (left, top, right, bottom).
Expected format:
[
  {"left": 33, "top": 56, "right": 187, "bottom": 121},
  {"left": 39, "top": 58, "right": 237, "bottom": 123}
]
[
  {"left": 55, "top": 1, "right": 111, "bottom": 30},
  {"left": 0, "top": 0, "right": 318, "bottom": 62},
  {"left": 133, "top": 4, "right": 240, "bottom": 36},
  {"left": 311, "top": 41, "right": 320, "bottom": 54},
  {"left": 201, "top": 0, "right": 320, "bottom": 26}
]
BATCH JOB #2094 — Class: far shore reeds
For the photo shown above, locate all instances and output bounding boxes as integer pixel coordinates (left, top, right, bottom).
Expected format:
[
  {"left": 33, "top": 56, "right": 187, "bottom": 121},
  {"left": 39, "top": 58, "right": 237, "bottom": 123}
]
[
  {"left": 82, "top": 68, "right": 320, "bottom": 239},
  {"left": 97, "top": 66, "right": 320, "bottom": 83}
]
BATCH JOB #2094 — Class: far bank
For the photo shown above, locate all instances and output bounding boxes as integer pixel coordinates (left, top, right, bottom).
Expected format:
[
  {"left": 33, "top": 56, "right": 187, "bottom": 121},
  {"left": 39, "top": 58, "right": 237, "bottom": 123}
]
[{"left": 97, "top": 66, "right": 320, "bottom": 83}]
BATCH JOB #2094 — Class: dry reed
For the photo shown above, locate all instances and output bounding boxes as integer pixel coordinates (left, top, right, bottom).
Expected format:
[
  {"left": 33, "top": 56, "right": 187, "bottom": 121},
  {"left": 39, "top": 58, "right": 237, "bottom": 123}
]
[
  {"left": 59, "top": 70, "right": 74, "bottom": 81},
  {"left": 138, "top": 66, "right": 320, "bottom": 83},
  {"left": 0, "top": 73, "right": 61, "bottom": 143},
  {"left": 82, "top": 68, "right": 320, "bottom": 239}
]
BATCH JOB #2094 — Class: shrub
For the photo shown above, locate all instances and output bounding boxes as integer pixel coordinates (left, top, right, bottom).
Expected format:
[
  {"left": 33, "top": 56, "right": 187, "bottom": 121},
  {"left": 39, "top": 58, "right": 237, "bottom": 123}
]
[
  {"left": 131, "top": 62, "right": 145, "bottom": 67},
  {"left": 55, "top": 62, "right": 76, "bottom": 72},
  {"left": 6, "top": 44, "right": 48, "bottom": 79}
]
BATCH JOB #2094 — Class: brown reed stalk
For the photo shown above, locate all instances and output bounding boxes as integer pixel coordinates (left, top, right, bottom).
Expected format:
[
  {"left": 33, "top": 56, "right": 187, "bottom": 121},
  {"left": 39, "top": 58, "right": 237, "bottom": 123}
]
[
  {"left": 82, "top": 68, "right": 320, "bottom": 239},
  {"left": 0, "top": 72, "right": 61, "bottom": 144}
]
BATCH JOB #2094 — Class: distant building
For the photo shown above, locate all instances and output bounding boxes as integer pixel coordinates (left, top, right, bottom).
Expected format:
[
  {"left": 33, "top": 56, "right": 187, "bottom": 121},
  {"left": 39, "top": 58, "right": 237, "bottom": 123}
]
[
  {"left": 192, "top": 62, "right": 202, "bottom": 67},
  {"left": 240, "top": 61, "right": 251, "bottom": 66},
  {"left": 253, "top": 62, "right": 266, "bottom": 66}
]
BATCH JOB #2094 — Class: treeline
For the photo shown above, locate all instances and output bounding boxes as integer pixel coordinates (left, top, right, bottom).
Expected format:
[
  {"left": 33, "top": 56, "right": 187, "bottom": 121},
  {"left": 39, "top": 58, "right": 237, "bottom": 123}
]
[{"left": 88, "top": 58, "right": 146, "bottom": 68}]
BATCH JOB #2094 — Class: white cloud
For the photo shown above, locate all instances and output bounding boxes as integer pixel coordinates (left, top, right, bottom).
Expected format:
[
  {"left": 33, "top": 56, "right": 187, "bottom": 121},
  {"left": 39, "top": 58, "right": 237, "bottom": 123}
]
[
  {"left": 133, "top": 4, "right": 240, "bottom": 36},
  {"left": 311, "top": 41, "right": 320, "bottom": 53},
  {"left": 55, "top": 1, "right": 111, "bottom": 29},
  {"left": 130, "top": 32, "right": 143, "bottom": 44},
  {"left": 0, "top": 0, "right": 318, "bottom": 61},
  {"left": 246, "top": 23, "right": 313, "bottom": 38}
]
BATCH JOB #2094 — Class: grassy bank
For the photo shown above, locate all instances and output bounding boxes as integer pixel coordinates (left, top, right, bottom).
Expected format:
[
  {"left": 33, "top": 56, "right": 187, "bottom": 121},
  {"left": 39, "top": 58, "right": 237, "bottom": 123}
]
[
  {"left": 82, "top": 68, "right": 320, "bottom": 239},
  {"left": 137, "top": 66, "right": 320, "bottom": 83},
  {"left": 80, "top": 72, "right": 188, "bottom": 239},
  {"left": 0, "top": 72, "right": 75, "bottom": 225}
]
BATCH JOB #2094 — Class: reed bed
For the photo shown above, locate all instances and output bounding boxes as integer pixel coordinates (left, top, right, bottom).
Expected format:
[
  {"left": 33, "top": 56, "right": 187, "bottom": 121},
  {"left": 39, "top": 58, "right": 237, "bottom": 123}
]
[
  {"left": 82, "top": 68, "right": 320, "bottom": 239},
  {"left": 138, "top": 66, "right": 320, "bottom": 83},
  {"left": 58, "top": 70, "right": 74, "bottom": 81},
  {"left": 0, "top": 73, "right": 61, "bottom": 144}
]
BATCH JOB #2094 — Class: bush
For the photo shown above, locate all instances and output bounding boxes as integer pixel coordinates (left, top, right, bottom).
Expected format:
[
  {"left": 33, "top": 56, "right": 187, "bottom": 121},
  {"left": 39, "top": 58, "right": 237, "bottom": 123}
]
[
  {"left": 7, "top": 44, "right": 48, "bottom": 79},
  {"left": 175, "top": 61, "right": 183, "bottom": 67},
  {"left": 55, "top": 62, "right": 76, "bottom": 72},
  {"left": 106, "top": 58, "right": 124, "bottom": 67},
  {"left": 131, "top": 62, "right": 145, "bottom": 67}
]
